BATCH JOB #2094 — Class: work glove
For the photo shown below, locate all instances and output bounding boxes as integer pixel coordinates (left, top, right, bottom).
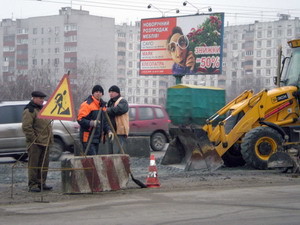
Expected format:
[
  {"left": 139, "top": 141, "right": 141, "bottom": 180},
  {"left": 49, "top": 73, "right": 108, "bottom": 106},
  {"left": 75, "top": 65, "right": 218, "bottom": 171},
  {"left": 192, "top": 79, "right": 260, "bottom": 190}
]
[
  {"left": 100, "top": 100, "right": 107, "bottom": 108},
  {"left": 108, "top": 131, "right": 114, "bottom": 141},
  {"left": 90, "top": 120, "right": 99, "bottom": 128}
]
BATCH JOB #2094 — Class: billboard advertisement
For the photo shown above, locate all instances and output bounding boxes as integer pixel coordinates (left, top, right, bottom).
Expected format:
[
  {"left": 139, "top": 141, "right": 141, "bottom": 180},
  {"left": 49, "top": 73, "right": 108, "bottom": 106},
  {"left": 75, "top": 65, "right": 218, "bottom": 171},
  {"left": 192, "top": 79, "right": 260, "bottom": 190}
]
[{"left": 140, "top": 13, "right": 224, "bottom": 75}]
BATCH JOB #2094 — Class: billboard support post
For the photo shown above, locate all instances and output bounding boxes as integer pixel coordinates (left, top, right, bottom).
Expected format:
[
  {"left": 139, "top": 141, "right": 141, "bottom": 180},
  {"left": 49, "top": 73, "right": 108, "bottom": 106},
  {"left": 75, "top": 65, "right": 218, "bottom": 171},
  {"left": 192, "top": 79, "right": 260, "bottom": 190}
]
[{"left": 174, "top": 74, "right": 185, "bottom": 84}]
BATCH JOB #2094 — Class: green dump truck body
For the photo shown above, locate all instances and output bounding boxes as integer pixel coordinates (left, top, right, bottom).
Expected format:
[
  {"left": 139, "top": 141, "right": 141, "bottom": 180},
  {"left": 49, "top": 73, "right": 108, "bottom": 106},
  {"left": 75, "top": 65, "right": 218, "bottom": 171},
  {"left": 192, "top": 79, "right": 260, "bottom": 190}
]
[{"left": 166, "top": 84, "right": 225, "bottom": 126}]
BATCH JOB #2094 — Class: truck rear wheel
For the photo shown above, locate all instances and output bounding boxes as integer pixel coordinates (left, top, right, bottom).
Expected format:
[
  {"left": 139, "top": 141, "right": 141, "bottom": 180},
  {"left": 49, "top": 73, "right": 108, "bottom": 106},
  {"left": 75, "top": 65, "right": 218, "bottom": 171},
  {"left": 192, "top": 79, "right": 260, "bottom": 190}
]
[
  {"left": 241, "top": 126, "right": 283, "bottom": 169},
  {"left": 150, "top": 132, "right": 168, "bottom": 151}
]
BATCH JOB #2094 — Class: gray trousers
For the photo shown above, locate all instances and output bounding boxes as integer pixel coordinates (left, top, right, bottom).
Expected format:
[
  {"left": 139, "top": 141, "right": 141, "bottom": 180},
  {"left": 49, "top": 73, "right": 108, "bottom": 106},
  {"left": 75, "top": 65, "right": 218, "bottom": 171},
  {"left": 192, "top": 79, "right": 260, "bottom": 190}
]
[
  {"left": 27, "top": 144, "right": 49, "bottom": 188},
  {"left": 110, "top": 135, "right": 127, "bottom": 154}
]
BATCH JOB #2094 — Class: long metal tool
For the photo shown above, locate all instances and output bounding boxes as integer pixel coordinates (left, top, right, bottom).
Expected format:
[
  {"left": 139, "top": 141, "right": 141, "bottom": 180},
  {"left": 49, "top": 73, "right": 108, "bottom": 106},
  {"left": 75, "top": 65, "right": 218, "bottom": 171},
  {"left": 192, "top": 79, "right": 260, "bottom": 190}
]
[
  {"left": 103, "top": 108, "right": 147, "bottom": 188},
  {"left": 84, "top": 107, "right": 102, "bottom": 155}
]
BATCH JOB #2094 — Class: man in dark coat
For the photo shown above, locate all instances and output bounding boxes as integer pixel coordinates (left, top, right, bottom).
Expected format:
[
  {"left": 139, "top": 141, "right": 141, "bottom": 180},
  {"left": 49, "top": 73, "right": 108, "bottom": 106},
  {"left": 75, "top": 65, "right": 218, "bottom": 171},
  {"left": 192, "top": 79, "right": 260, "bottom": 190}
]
[
  {"left": 22, "top": 91, "right": 53, "bottom": 192},
  {"left": 107, "top": 85, "right": 129, "bottom": 154}
]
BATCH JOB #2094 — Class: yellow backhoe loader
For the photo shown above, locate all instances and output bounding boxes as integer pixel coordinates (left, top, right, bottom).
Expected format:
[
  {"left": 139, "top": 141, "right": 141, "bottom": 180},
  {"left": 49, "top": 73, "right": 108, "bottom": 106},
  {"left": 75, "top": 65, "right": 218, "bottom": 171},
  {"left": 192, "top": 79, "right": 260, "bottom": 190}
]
[{"left": 162, "top": 39, "right": 300, "bottom": 172}]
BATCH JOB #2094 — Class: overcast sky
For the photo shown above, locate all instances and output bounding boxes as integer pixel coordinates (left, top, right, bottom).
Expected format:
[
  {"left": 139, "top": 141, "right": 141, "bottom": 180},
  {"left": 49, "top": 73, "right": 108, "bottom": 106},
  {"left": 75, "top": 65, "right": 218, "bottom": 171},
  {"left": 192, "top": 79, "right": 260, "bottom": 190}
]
[{"left": 1, "top": 0, "right": 300, "bottom": 25}]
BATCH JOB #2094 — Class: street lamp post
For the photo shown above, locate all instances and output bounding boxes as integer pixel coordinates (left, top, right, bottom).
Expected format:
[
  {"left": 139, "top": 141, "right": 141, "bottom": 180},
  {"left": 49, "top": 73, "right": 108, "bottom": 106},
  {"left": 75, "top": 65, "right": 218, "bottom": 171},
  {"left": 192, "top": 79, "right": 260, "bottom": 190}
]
[
  {"left": 147, "top": 4, "right": 180, "bottom": 17},
  {"left": 182, "top": 1, "right": 212, "bottom": 14}
]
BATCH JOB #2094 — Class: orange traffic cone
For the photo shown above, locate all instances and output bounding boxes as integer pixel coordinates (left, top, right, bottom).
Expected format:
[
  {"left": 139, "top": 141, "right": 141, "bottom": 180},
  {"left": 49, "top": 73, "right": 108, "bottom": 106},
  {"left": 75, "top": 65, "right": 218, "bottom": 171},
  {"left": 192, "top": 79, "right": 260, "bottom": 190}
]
[{"left": 146, "top": 154, "right": 160, "bottom": 188}]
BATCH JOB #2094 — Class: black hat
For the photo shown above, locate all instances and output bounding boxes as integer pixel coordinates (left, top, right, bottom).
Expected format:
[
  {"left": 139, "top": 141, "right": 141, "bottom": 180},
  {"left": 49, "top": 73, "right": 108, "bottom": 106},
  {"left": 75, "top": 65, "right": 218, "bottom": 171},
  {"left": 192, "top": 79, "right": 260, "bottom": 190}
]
[
  {"left": 92, "top": 85, "right": 104, "bottom": 94},
  {"left": 108, "top": 85, "right": 120, "bottom": 94},
  {"left": 31, "top": 91, "right": 47, "bottom": 98}
]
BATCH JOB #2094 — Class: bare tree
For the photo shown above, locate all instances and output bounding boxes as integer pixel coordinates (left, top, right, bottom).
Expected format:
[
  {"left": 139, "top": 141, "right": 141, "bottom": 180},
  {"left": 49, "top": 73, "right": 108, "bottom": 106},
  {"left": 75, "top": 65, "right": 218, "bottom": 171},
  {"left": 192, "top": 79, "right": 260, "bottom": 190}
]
[
  {"left": 72, "top": 57, "right": 109, "bottom": 112},
  {"left": 0, "top": 75, "right": 33, "bottom": 101}
]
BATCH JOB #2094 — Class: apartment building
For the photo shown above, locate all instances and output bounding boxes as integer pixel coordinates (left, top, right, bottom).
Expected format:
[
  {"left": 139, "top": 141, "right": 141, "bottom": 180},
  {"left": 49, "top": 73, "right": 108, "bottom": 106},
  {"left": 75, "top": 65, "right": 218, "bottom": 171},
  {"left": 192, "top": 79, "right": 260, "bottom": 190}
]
[
  {"left": 1, "top": 10, "right": 300, "bottom": 105},
  {"left": 222, "top": 14, "right": 300, "bottom": 100},
  {"left": 0, "top": 7, "right": 116, "bottom": 96}
]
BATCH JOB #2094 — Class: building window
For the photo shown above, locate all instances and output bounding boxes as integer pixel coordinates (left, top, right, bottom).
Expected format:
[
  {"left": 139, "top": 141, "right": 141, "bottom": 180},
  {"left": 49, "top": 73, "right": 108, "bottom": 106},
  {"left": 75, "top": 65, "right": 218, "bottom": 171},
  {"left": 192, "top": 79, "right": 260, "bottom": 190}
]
[
  {"left": 267, "top": 30, "right": 272, "bottom": 38},
  {"left": 256, "top": 60, "right": 261, "bottom": 67},
  {"left": 287, "top": 28, "right": 292, "bottom": 36},
  {"left": 32, "top": 58, "right": 37, "bottom": 65},
  {"left": 257, "top": 41, "right": 262, "bottom": 48},
  {"left": 266, "top": 50, "right": 271, "bottom": 57},
  {"left": 118, "top": 51, "right": 125, "bottom": 56},
  {"left": 232, "top": 71, "right": 237, "bottom": 79},
  {"left": 33, "top": 28, "right": 38, "bottom": 34},
  {"left": 256, "top": 69, "right": 261, "bottom": 76},
  {"left": 266, "top": 59, "right": 271, "bottom": 66},
  {"left": 267, "top": 40, "right": 272, "bottom": 47},
  {"left": 54, "top": 58, "right": 59, "bottom": 66},
  {"left": 277, "top": 30, "right": 282, "bottom": 37},
  {"left": 257, "top": 31, "right": 262, "bottom": 38},
  {"left": 64, "top": 24, "right": 77, "bottom": 32},
  {"left": 266, "top": 69, "right": 271, "bottom": 76},
  {"left": 118, "top": 32, "right": 126, "bottom": 38},
  {"left": 64, "top": 35, "right": 77, "bottom": 42},
  {"left": 245, "top": 51, "right": 253, "bottom": 56},
  {"left": 118, "top": 42, "right": 126, "bottom": 47},
  {"left": 232, "top": 44, "right": 238, "bottom": 50},
  {"left": 256, "top": 50, "right": 261, "bottom": 57}
]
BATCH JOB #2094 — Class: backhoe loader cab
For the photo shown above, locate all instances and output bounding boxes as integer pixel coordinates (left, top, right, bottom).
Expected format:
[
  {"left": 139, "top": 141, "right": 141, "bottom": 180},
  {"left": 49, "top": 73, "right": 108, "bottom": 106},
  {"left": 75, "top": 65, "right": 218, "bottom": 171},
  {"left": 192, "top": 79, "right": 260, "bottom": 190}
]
[
  {"left": 163, "top": 39, "right": 300, "bottom": 172},
  {"left": 280, "top": 40, "right": 300, "bottom": 87}
]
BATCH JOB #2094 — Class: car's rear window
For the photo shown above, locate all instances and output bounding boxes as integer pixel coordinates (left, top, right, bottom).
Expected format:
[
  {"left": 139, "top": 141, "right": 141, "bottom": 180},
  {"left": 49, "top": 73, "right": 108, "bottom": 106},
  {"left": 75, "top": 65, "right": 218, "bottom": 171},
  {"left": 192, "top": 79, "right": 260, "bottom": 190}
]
[
  {"left": 139, "top": 107, "right": 154, "bottom": 120},
  {"left": 154, "top": 107, "right": 164, "bottom": 119}
]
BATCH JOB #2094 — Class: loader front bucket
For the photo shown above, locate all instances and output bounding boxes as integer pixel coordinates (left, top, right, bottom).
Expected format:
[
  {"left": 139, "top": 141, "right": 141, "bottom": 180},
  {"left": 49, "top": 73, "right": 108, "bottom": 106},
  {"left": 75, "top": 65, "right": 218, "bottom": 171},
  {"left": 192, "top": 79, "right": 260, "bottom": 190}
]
[
  {"left": 162, "top": 127, "right": 223, "bottom": 172},
  {"left": 268, "top": 151, "right": 299, "bottom": 173}
]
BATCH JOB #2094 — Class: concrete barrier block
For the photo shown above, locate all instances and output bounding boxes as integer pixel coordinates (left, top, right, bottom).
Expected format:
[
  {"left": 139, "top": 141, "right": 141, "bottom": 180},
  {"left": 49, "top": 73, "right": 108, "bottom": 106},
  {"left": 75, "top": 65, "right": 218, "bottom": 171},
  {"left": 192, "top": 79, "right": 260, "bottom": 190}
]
[
  {"left": 61, "top": 154, "right": 130, "bottom": 193},
  {"left": 124, "top": 136, "right": 150, "bottom": 158}
]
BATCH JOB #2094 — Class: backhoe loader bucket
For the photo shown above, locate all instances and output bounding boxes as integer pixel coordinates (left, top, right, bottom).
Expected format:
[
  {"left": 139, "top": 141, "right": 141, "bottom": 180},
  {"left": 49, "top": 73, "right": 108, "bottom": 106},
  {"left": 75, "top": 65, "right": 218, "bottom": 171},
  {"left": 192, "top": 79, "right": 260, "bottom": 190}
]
[
  {"left": 268, "top": 151, "right": 300, "bottom": 173},
  {"left": 162, "top": 127, "right": 223, "bottom": 172}
]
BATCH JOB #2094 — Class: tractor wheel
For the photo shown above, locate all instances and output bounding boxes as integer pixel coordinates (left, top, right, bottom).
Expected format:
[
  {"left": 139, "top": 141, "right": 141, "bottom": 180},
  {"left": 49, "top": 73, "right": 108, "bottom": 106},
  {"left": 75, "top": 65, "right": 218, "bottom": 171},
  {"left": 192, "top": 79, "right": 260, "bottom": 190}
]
[
  {"left": 222, "top": 143, "right": 245, "bottom": 167},
  {"left": 241, "top": 126, "right": 283, "bottom": 170}
]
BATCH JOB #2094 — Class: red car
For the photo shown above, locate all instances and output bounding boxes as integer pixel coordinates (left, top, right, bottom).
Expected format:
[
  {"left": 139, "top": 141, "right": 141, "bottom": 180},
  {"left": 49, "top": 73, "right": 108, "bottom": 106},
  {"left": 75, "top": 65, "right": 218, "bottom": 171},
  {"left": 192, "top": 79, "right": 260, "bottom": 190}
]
[{"left": 129, "top": 104, "right": 171, "bottom": 151}]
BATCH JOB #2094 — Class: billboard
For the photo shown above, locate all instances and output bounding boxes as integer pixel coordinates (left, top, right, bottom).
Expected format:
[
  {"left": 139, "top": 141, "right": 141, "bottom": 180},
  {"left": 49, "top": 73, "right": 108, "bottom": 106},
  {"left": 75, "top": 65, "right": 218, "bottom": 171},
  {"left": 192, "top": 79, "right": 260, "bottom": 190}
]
[{"left": 140, "top": 13, "right": 224, "bottom": 75}]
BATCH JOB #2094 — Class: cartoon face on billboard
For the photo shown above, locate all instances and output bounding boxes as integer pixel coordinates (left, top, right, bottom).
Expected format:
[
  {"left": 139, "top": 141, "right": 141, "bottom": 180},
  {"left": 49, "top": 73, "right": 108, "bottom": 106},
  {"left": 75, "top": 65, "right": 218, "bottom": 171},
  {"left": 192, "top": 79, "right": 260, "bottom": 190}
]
[{"left": 140, "top": 13, "right": 224, "bottom": 76}]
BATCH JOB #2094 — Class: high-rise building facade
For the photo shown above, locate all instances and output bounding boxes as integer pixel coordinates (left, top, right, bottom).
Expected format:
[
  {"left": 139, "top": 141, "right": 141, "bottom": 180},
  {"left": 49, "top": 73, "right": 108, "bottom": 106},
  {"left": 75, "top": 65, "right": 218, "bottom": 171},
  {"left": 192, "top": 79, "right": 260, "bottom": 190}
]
[
  {"left": 1, "top": 10, "right": 300, "bottom": 105},
  {"left": 223, "top": 14, "right": 300, "bottom": 100},
  {"left": 0, "top": 7, "right": 116, "bottom": 95}
]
